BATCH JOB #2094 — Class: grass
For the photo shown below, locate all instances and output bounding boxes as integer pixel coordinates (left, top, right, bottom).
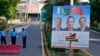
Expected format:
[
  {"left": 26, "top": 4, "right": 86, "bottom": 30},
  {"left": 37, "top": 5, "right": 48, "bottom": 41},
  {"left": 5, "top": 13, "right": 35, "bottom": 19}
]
[
  {"left": 0, "top": 24, "right": 14, "bottom": 33},
  {"left": 5, "top": 24, "right": 14, "bottom": 33},
  {"left": 74, "top": 52, "right": 85, "bottom": 56},
  {"left": 50, "top": 49, "right": 89, "bottom": 56},
  {"left": 50, "top": 49, "right": 65, "bottom": 56}
]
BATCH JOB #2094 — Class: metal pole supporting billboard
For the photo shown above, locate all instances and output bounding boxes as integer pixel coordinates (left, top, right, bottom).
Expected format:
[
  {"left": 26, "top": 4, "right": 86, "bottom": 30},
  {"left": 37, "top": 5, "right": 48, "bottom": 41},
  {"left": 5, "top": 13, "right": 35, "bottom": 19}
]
[{"left": 69, "top": 0, "right": 73, "bottom": 56}]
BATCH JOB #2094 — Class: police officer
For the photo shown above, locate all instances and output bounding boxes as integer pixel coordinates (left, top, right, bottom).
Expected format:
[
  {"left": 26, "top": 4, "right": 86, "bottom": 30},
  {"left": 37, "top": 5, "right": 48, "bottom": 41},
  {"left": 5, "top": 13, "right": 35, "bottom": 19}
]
[
  {"left": 0, "top": 28, "right": 6, "bottom": 45},
  {"left": 22, "top": 28, "right": 28, "bottom": 48},
  {"left": 10, "top": 28, "right": 17, "bottom": 44}
]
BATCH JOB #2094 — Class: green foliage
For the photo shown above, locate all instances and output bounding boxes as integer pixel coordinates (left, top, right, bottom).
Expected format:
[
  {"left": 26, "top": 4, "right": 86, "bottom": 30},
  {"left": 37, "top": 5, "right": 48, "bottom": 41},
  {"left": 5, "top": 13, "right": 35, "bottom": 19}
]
[
  {"left": 43, "top": 3, "right": 52, "bottom": 23},
  {"left": 43, "top": 0, "right": 64, "bottom": 49},
  {"left": 74, "top": 0, "right": 80, "bottom": 5},
  {"left": 0, "top": 0, "right": 20, "bottom": 20},
  {"left": 90, "top": 0, "right": 100, "bottom": 27},
  {"left": 43, "top": 0, "right": 84, "bottom": 49},
  {"left": 46, "top": 0, "right": 63, "bottom": 5},
  {"left": 74, "top": 52, "right": 84, "bottom": 56},
  {"left": 42, "top": 0, "right": 100, "bottom": 56},
  {"left": 50, "top": 49, "right": 65, "bottom": 56},
  {"left": 44, "top": 22, "right": 51, "bottom": 47},
  {"left": 43, "top": 0, "right": 100, "bottom": 55}
]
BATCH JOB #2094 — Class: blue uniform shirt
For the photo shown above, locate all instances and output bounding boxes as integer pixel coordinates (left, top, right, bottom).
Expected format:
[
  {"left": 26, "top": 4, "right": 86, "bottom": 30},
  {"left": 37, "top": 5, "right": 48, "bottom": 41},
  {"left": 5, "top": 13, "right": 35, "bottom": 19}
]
[
  {"left": 11, "top": 31, "right": 17, "bottom": 37},
  {"left": 22, "top": 31, "right": 28, "bottom": 37},
  {"left": 0, "top": 31, "right": 6, "bottom": 37}
]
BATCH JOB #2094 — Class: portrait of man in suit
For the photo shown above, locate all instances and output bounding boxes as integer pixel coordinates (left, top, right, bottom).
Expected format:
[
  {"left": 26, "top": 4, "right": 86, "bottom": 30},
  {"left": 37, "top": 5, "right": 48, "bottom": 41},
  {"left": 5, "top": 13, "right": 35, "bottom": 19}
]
[
  {"left": 64, "top": 16, "right": 76, "bottom": 31},
  {"left": 52, "top": 17, "right": 63, "bottom": 31},
  {"left": 77, "top": 17, "right": 89, "bottom": 31}
]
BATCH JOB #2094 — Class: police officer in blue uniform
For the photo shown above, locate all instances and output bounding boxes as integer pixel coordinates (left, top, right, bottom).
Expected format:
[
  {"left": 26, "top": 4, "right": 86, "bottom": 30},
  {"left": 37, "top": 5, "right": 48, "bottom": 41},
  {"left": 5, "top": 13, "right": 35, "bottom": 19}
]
[
  {"left": 10, "top": 28, "right": 17, "bottom": 44},
  {"left": 0, "top": 28, "right": 6, "bottom": 45},
  {"left": 22, "top": 28, "right": 28, "bottom": 48}
]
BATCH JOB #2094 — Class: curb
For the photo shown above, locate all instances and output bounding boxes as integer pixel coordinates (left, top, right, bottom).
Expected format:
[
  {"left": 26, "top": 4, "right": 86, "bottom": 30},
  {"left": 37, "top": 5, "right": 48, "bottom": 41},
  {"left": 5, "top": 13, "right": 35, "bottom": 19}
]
[
  {"left": 5, "top": 22, "right": 27, "bottom": 32},
  {"left": 90, "top": 29, "right": 100, "bottom": 34},
  {"left": 81, "top": 49, "right": 93, "bottom": 56},
  {"left": 41, "top": 23, "right": 51, "bottom": 56},
  {"left": 41, "top": 27, "right": 45, "bottom": 56}
]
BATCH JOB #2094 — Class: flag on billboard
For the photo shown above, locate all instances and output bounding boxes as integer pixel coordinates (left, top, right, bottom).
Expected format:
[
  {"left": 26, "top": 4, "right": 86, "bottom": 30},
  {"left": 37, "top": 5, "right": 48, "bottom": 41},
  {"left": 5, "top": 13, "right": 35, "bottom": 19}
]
[
  {"left": 57, "top": 7, "right": 70, "bottom": 15},
  {"left": 71, "top": 7, "right": 84, "bottom": 15}
]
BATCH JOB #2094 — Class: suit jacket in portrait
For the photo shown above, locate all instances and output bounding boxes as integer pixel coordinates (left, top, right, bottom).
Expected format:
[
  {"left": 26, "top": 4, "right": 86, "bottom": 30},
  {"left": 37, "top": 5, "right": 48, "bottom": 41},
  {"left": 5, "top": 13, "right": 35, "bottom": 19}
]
[
  {"left": 63, "top": 27, "right": 76, "bottom": 31},
  {"left": 77, "top": 26, "right": 89, "bottom": 31},
  {"left": 52, "top": 27, "right": 63, "bottom": 31}
]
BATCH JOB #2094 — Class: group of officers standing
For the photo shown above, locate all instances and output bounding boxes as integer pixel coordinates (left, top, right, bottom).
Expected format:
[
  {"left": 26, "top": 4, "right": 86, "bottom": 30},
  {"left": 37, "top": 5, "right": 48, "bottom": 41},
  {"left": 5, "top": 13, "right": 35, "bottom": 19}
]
[{"left": 0, "top": 28, "right": 28, "bottom": 48}]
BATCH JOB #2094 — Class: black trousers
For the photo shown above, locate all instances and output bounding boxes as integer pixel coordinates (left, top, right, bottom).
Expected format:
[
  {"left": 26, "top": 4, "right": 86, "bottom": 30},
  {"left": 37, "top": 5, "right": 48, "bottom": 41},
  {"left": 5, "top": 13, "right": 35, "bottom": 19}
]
[
  {"left": 23, "top": 36, "right": 26, "bottom": 48},
  {"left": 1, "top": 36, "right": 6, "bottom": 45},
  {"left": 11, "top": 37, "right": 16, "bottom": 44}
]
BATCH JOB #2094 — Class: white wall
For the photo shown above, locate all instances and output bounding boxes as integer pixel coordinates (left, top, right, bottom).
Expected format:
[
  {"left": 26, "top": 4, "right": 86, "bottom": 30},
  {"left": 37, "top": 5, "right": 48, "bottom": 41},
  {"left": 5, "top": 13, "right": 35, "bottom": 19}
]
[
  {"left": 79, "top": 0, "right": 89, "bottom": 3},
  {"left": 38, "top": 3, "right": 45, "bottom": 13},
  {"left": 21, "top": 0, "right": 26, "bottom": 1}
]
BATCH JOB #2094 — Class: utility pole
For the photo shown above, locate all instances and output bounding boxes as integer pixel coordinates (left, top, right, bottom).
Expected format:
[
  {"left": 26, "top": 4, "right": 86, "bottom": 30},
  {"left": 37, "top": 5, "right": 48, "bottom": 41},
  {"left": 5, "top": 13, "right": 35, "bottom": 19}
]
[
  {"left": 69, "top": 0, "right": 74, "bottom": 56},
  {"left": 63, "top": 0, "right": 73, "bottom": 5},
  {"left": 63, "top": 0, "right": 70, "bottom": 5},
  {"left": 25, "top": 0, "right": 28, "bottom": 22},
  {"left": 70, "top": 0, "right": 74, "bottom": 6},
  {"left": 63, "top": 0, "right": 74, "bottom": 56}
]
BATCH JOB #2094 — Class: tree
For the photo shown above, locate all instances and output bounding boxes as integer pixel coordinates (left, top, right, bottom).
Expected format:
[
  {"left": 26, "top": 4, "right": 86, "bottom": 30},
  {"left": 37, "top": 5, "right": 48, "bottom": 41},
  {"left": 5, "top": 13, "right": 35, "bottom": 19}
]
[
  {"left": 0, "top": 0, "right": 20, "bottom": 20},
  {"left": 43, "top": 0, "right": 63, "bottom": 23},
  {"left": 42, "top": 0, "right": 64, "bottom": 48},
  {"left": 74, "top": 0, "right": 80, "bottom": 5},
  {"left": 89, "top": 0, "right": 100, "bottom": 27}
]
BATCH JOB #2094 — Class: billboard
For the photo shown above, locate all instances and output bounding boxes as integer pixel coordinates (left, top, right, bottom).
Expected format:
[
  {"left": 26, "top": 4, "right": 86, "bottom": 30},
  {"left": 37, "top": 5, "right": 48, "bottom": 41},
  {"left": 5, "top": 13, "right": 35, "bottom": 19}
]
[{"left": 51, "top": 5, "right": 90, "bottom": 49}]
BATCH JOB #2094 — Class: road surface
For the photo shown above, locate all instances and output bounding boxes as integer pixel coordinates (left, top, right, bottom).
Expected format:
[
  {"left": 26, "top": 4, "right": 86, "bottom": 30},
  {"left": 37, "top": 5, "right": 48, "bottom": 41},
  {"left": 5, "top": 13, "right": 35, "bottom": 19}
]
[
  {"left": 89, "top": 30, "right": 100, "bottom": 56},
  {"left": 0, "top": 22, "right": 42, "bottom": 56}
]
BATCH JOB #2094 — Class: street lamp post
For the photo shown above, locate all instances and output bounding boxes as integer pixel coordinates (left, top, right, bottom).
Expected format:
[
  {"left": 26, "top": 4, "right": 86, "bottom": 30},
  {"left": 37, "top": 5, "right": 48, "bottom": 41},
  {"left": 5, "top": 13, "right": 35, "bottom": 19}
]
[
  {"left": 70, "top": 0, "right": 74, "bottom": 5},
  {"left": 20, "top": 5, "right": 23, "bottom": 21},
  {"left": 25, "top": 0, "right": 28, "bottom": 22}
]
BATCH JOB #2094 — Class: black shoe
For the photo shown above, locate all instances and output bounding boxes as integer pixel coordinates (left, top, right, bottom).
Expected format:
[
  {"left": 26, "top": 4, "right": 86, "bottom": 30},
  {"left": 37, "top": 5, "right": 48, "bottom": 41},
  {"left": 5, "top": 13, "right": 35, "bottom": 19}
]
[{"left": 23, "top": 46, "right": 26, "bottom": 48}]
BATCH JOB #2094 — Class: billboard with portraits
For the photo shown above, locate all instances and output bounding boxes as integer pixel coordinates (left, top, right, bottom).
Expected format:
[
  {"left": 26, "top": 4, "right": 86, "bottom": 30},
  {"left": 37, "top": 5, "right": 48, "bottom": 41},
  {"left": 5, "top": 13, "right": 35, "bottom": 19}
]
[{"left": 51, "top": 5, "right": 90, "bottom": 49}]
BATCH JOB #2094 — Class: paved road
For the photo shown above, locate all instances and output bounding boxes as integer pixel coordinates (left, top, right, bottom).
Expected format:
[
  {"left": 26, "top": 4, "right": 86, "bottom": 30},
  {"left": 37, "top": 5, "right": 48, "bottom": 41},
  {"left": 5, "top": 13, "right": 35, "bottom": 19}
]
[
  {"left": 0, "top": 23, "right": 42, "bottom": 56},
  {"left": 89, "top": 30, "right": 100, "bottom": 56},
  {"left": 1, "top": 23, "right": 100, "bottom": 56}
]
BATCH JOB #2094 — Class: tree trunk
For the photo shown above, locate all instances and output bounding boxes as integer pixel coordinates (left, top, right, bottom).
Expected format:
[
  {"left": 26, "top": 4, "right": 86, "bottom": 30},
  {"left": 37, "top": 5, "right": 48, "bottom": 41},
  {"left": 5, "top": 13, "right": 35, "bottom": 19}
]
[{"left": 63, "top": 0, "right": 70, "bottom": 5}]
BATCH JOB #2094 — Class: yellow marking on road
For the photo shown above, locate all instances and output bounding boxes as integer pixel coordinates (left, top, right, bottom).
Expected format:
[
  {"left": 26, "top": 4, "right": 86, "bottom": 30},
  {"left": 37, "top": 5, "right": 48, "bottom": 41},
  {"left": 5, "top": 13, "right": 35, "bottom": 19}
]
[
  {"left": 81, "top": 49, "right": 93, "bottom": 56},
  {"left": 89, "top": 38, "right": 100, "bottom": 41}
]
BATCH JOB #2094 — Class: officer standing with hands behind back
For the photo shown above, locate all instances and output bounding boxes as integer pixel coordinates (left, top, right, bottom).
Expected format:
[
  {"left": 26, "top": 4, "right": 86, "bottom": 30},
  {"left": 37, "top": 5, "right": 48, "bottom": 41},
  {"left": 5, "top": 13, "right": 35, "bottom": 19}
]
[{"left": 10, "top": 28, "right": 17, "bottom": 44}]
